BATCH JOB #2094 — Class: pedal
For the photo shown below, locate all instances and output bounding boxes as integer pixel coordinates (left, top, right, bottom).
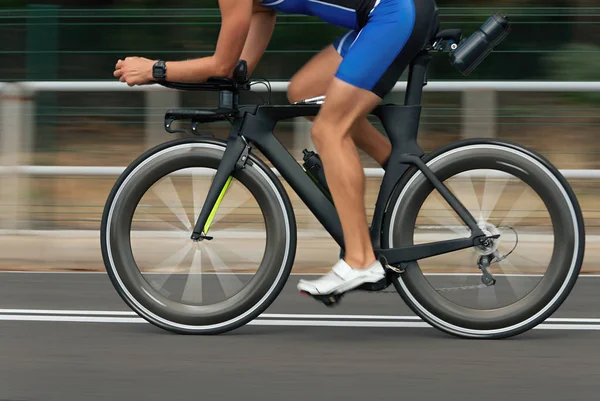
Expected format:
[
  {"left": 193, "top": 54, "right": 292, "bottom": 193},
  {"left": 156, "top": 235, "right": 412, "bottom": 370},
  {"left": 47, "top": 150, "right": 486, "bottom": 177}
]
[
  {"left": 357, "top": 277, "right": 391, "bottom": 292},
  {"left": 300, "top": 291, "right": 344, "bottom": 307},
  {"left": 299, "top": 277, "right": 391, "bottom": 307}
]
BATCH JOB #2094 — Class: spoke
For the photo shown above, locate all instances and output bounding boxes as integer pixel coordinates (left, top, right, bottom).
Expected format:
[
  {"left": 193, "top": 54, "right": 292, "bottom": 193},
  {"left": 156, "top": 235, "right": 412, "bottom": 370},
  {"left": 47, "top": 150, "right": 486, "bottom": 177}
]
[
  {"left": 209, "top": 182, "right": 253, "bottom": 227},
  {"left": 509, "top": 246, "right": 551, "bottom": 272},
  {"left": 208, "top": 223, "right": 267, "bottom": 239},
  {"left": 420, "top": 194, "right": 470, "bottom": 237},
  {"left": 130, "top": 229, "right": 190, "bottom": 240},
  {"left": 152, "top": 176, "right": 192, "bottom": 231},
  {"left": 181, "top": 249, "right": 203, "bottom": 304},
  {"left": 481, "top": 171, "right": 510, "bottom": 222},
  {"left": 224, "top": 241, "right": 266, "bottom": 265},
  {"left": 494, "top": 258, "right": 531, "bottom": 300},
  {"left": 148, "top": 241, "right": 194, "bottom": 288},
  {"left": 448, "top": 176, "right": 482, "bottom": 224},
  {"left": 192, "top": 168, "right": 205, "bottom": 225},
  {"left": 132, "top": 213, "right": 188, "bottom": 233},
  {"left": 506, "top": 225, "right": 552, "bottom": 238},
  {"left": 499, "top": 187, "right": 543, "bottom": 228},
  {"left": 203, "top": 245, "right": 245, "bottom": 297},
  {"left": 215, "top": 219, "right": 265, "bottom": 233},
  {"left": 477, "top": 279, "right": 499, "bottom": 309}
]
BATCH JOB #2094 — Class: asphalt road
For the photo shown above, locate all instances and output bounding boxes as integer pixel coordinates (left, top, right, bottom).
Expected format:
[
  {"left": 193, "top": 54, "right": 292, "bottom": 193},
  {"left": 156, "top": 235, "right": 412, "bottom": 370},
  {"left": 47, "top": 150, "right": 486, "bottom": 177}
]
[{"left": 1, "top": 271, "right": 600, "bottom": 401}]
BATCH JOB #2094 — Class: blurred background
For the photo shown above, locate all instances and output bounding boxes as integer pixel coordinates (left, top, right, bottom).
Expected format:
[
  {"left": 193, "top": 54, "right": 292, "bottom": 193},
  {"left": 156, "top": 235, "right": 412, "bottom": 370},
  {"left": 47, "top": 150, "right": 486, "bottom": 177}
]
[{"left": 0, "top": 0, "right": 598, "bottom": 272}]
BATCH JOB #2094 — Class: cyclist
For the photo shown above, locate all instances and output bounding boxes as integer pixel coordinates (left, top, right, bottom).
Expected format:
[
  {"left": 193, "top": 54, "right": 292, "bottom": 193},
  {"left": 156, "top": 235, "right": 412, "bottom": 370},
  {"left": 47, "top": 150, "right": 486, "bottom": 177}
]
[{"left": 113, "top": 0, "right": 439, "bottom": 297}]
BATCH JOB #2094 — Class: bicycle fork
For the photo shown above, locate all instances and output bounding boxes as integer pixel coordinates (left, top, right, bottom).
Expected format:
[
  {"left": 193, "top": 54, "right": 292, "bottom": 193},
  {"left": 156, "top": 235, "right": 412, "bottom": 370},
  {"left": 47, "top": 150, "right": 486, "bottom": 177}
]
[{"left": 190, "top": 135, "right": 250, "bottom": 241}]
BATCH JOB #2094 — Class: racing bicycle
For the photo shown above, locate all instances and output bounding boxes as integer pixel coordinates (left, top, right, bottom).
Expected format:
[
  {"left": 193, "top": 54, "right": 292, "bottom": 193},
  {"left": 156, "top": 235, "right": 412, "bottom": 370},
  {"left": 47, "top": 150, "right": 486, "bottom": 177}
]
[{"left": 101, "top": 14, "right": 585, "bottom": 339}]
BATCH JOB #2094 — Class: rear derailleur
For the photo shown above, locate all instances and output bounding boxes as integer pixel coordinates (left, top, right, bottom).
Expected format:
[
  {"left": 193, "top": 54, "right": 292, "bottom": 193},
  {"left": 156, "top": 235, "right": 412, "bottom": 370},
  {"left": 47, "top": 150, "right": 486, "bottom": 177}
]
[
  {"left": 478, "top": 249, "right": 509, "bottom": 287},
  {"left": 478, "top": 254, "right": 496, "bottom": 286}
]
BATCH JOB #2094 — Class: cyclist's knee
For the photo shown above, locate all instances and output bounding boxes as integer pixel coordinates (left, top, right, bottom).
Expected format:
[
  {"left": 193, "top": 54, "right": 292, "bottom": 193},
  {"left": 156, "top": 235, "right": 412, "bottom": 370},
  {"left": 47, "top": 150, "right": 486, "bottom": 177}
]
[
  {"left": 288, "top": 71, "right": 328, "bottom": 104},
  {"left": 287, "top": 77, "right": 308, "bottom": 104},
  {"left": 311, "top": 118, "right": 346, "bottom": 147},
  {"left": 310, "top": 122, "right": 326, "bottom": 147},
  {"left": 288, "top": 80, "right": 320, "bottom": 123}
]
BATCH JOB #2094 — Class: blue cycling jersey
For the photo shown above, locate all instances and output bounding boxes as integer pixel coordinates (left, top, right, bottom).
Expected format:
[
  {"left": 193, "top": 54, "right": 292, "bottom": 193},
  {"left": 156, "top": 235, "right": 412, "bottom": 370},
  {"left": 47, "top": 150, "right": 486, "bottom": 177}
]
[
  {"left": 260, "top": 0, "right": 438, "bottom": 99},
  {"left": 260, "top": 0, "right": 376, "bottom": 30}
]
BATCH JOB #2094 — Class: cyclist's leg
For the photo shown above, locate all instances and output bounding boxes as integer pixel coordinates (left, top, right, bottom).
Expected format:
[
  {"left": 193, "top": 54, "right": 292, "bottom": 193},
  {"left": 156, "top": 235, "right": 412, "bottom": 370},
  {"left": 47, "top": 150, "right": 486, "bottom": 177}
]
[
  {"left": 309, "top": 78, "right": 383, "bottom": 268},
  {"left": 297, "top": 0, "right": 437, "bottom": 296},
  {"left": 287, "top": 42, "right": 392, "bottom": 167}
]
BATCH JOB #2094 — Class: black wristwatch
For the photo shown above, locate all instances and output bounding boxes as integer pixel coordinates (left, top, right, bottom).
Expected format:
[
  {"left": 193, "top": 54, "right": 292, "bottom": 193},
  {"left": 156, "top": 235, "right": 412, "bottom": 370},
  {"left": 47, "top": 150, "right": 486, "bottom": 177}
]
[{"left": 152, "top": 60, "right": 167, "bottom": 81}]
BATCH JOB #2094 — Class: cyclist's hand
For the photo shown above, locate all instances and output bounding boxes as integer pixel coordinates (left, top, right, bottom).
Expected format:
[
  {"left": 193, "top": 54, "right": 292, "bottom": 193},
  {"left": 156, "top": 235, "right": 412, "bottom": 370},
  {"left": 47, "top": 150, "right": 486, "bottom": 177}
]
[{"left": 114, "top": 57, "right": 156, "bottom": 86}]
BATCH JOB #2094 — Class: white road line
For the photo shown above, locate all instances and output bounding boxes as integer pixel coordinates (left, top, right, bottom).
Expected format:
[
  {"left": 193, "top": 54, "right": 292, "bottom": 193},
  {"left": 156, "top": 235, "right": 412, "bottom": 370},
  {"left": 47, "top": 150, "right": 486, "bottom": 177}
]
[
  {"left": 0, "top": 309, "right": 137, "bottom": 316},
  {"left": 3, "top": 310, "right": 600, "bottom": 324},
  {"left": 547, "top": 318, "right": 600, "bottom": 323},
  {"left": 248, "top": 320, "right": 600, "bottom": 331},
  {"left": 262, "top": 314, "right": 422, "bottom": 320},
  {"left": 1, "top": 314, "right": 600, "bottom": 331},
  {"left": 1, "top": 310, "right": 600, "bottom": 330},
  {"left": 533, "top": 324, "right": 600, "bottom": 331},
  {"left": 0, "top": 315, "right": 145, "bottom": 323},
  {"left": 250, "top": 320, "right": 432, "bottom": 328}
]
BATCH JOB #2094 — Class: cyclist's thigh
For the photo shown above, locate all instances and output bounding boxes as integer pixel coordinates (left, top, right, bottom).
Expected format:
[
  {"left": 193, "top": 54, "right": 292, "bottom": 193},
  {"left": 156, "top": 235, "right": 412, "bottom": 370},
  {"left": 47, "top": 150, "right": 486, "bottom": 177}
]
[
  {"left": 335, "top": 0, "right": 435, "bottom": 99},
  {"left": 288, "top": 44, "right": 344, "bottom": 103}
]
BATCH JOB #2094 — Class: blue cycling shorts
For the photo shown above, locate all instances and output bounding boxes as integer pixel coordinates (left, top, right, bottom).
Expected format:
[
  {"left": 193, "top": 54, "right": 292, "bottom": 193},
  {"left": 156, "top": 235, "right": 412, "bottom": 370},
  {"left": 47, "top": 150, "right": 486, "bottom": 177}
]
[{"left": 332, "top": 0, "right": 437, "bottom": 98}]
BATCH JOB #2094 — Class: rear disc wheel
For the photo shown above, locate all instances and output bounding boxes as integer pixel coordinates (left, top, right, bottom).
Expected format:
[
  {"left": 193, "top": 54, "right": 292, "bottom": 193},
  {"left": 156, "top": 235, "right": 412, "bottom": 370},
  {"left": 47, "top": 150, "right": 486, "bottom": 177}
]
[{"left": 383, "top": 140, "right": 585, "bottom": 339}]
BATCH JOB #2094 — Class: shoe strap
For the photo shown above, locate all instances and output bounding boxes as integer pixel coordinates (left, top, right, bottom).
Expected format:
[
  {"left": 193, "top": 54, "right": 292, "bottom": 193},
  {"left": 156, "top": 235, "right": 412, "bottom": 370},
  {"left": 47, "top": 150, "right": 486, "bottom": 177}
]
[{"left": 332, "top": 259, "right": 353, "bottom": 278}]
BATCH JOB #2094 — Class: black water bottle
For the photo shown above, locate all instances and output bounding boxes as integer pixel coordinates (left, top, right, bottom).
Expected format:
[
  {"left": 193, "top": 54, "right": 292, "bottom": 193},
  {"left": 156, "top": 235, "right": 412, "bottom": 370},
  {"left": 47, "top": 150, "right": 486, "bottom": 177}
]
[
  {"left": 302, "top": 149, "right": 332, "bottom": 201},
  {"left": 450, "top": 14, "right": 511, "bottom": 75}
]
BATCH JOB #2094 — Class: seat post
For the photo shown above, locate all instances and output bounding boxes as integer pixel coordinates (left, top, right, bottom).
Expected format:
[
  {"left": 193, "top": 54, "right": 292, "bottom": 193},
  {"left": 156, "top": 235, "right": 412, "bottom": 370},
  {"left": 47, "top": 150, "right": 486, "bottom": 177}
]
[{"left": 404, "top": 51, "right": 432, "bottom": 106}]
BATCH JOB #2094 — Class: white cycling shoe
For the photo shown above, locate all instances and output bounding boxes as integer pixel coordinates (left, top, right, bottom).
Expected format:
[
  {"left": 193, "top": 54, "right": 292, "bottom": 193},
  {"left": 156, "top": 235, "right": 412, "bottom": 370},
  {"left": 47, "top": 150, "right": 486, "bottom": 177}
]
[{"left": 297, "top": 258, "right": 386, "bottom": 296}]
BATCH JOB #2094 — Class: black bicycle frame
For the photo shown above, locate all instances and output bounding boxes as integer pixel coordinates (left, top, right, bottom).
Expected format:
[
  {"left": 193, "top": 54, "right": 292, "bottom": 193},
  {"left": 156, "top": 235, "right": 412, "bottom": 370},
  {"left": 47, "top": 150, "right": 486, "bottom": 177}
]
[{"left": 174, "top": 51, "right": 488, "bottom": 267}]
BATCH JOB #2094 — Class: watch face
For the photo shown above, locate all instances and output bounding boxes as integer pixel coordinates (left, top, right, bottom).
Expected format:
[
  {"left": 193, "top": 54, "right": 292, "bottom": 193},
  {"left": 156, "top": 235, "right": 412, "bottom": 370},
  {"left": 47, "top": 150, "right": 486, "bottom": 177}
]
[{"left": 153, "top": 62, "right": 165, "bottom": 79}]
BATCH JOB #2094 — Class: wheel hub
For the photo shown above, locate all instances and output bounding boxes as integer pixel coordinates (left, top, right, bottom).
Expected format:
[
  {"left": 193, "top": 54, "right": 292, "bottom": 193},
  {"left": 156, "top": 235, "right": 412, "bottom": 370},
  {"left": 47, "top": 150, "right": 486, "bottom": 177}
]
[{"left": 475, "top": 221, "right": 500, "bottom": 256}]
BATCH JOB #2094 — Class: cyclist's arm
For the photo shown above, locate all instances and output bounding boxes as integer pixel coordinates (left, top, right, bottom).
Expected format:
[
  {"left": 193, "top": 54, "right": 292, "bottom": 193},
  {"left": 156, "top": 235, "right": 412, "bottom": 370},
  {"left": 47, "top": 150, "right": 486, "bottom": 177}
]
[
  {"left": 164, "top": 0, "right": 275, "bottom": 82},
  {"left": 240, "top": 7, "right": 277, "bottom": 76},
  {"left": 164, "top": 0, "right": 251, "bottom": 82}
]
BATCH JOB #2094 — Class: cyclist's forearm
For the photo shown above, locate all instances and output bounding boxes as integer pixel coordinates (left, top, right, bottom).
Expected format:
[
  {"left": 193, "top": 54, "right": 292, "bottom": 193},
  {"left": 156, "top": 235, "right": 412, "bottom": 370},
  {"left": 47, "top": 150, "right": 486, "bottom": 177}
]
[{"left": 164, "top": 57, "right": 222, "bottom": 83}]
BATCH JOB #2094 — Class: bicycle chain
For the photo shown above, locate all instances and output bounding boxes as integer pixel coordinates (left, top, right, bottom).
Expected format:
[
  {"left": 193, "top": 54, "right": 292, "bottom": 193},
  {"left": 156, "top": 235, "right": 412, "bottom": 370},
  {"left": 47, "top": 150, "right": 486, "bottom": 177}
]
[
  {"left": 366, "top": 284, "right": 489, "bottom": 295},
  {"left": 365, "top": 267, "right": 491, "bottom": 295}
]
